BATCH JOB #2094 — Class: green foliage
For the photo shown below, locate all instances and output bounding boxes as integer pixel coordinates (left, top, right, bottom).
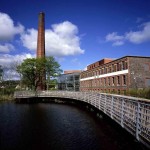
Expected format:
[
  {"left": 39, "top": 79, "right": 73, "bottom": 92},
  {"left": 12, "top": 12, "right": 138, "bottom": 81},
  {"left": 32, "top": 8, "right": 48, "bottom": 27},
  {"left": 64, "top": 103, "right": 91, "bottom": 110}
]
[
  {"left": 45, "top": 57, "right": 62, "bottom": 89},
  {"left": 0, "top": 79, "right": 19, "bottom": 101},
  {"left": 17, "top": 58, "right": 37, "bottom": 90},
  {"left": 17, "top": 56, "right": 62, "bottom": 90},
  {"left": 127, "top": 88, "right": 150, "bottom": 99},
  {"left": 0, "top": 65, "right": 3, "bottom": 81},
  {"left": 107, "top": 88, "right": 150, "bottom": 99}
]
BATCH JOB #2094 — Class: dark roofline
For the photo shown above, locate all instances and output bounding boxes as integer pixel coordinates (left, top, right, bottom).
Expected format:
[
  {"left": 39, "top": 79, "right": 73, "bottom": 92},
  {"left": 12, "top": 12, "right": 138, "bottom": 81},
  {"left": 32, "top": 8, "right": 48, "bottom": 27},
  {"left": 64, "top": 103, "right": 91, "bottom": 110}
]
[
  {"left": 112, "top": 55, "right": 150, "bottom": 64},
  {"left": 120, "top": 55, "right": 150, "bottom": 59}
]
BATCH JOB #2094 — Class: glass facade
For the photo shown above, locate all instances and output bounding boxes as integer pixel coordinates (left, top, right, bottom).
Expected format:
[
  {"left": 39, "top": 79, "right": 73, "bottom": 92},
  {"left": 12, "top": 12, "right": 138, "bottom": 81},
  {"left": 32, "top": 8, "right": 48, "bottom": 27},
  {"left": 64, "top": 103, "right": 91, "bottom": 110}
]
[{"left": 57, "top": 73, "right": 80, "bottom": 91}]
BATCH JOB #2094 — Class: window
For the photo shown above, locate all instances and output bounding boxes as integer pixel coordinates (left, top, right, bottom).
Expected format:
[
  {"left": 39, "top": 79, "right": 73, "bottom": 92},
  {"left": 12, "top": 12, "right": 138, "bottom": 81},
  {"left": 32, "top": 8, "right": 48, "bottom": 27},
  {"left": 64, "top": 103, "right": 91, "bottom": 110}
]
[
  {"left": 95, "top": 79, "right": 97, "bottom": 86},
  {"left": 112, "top": 77, "right": 115, "bottom": 85},
  {"left": 145, "top": 78, "right": 150, "bottom": 87},
  {"left": 104, "top": 78, "right": 106, "bottom": 86},
  {"left": 117, "top": 76, "right": 120, "bottom": 85},
  {"left": 104, "top": 67, "right": 107, "bottom": 74},
  {"left": 97, "top": 70, "right": 99, "bottom": 75},
  {"left": 112, "top": 64, "right": 114, "bottom": 72},
  {"left": 102, "top": 68, "right": 104, "bottom": 74},
  {"left": 117, "top": 63, "right": 119, "bottom": 71},
  {"left": 123, "top": 75, "right": 126, "bottom": 85},
  {"left": 106, "top": 68, "right": 107, "bottom": 74},
  {"left": 99, "top": 70, "right": 101, "bottom": 75},
  {"left": 143, "top": 64, "right": 149, "bottom": 71},
  {"left": 121, "top": 61, "right": 125, "bottom": 70},
  {"left": 109, "top": 67, "right": 111, "bottom": 73},
  {"left": 100, "top": 79, "right": 102, "bottom": 86},
  {"left": 125, "top": 61, "right": 128, "bottom": 69},
  {"left": 119, "top": 63, "right": 121, "bottom": 71},
  {"left": 108, "top": 77, "right": 110, "bottom": 86},
  {"left": 114, "top": 64, "right": 117, "bottom": 72},
  {"left": 98, "top": 79, "right": 100, "bottom": 86}
]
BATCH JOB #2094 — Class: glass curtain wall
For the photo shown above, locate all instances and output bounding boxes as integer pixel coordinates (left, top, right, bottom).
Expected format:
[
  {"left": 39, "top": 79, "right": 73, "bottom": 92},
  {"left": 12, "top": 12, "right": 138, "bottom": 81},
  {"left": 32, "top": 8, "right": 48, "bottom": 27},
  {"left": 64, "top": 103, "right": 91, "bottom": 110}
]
[{"left": 57, "top": 73, "right": 80, "bottom": 91}]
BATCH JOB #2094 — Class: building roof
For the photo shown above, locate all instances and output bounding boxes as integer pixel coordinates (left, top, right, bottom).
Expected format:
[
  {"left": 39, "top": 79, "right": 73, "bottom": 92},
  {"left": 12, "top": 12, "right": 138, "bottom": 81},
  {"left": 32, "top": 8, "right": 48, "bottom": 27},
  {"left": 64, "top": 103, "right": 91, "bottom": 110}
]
[
  {"left": 64, "top": 70, "right": 82, "bottom": 74},
  {"left": 82, "top": 55, "right": 150, "bottom": 72}
]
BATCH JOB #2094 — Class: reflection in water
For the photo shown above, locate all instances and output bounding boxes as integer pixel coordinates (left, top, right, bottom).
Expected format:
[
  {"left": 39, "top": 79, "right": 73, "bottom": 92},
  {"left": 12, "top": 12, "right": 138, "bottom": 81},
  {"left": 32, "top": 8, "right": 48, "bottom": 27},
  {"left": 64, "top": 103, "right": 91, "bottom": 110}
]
[{"left": 0, "top": 102, "right": 147, "bottom": 150}]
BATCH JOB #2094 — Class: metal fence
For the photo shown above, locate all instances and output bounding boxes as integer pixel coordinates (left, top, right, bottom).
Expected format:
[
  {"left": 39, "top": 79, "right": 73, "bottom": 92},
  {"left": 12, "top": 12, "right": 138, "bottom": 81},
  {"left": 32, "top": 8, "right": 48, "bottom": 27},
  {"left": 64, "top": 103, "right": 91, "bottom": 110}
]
[{"left": 14, "top": 90, "right": 150, "bottom": 148}]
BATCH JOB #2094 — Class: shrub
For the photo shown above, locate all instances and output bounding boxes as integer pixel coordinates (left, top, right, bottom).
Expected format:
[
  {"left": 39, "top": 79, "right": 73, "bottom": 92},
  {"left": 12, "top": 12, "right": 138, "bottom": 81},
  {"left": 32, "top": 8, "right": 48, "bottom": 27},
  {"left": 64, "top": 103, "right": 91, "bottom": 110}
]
[{"left": 127, "top": 88, "right": 150, "bottom": 99}]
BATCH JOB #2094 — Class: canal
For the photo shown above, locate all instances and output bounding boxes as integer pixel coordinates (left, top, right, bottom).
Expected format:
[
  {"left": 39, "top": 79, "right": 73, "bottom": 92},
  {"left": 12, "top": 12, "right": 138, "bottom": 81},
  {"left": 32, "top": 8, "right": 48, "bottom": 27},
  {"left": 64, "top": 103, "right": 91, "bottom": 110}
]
[{"left": 0, "top": 102, "right": 148, "bottom": 150}]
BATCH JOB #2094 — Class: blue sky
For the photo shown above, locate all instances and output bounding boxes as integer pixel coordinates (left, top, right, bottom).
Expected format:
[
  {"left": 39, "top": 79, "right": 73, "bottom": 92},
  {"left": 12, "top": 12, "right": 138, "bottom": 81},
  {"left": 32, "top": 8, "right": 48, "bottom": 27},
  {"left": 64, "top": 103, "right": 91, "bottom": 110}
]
[{"left": 0, "top": 0, "right": 150, "bottom": 79}]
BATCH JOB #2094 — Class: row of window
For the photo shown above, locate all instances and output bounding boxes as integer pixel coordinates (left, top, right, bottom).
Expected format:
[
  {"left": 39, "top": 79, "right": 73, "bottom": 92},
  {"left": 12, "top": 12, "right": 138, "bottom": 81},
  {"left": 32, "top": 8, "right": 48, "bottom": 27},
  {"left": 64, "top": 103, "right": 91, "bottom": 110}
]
[
  {"left": 80, "top": 75, "right": 127, "bottom": 87},
  {"left": 81, "top": 61, "right": 128, "bottom": 79}
]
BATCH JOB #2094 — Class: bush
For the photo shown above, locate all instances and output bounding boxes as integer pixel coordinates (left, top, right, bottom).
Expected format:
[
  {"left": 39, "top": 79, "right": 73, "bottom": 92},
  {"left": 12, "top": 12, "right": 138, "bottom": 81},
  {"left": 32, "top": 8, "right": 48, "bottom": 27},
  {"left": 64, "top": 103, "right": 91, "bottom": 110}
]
[
  {"left": 0, "top": 87, "right": 15, "bottom": 101},
  {"left": 127, "top": 88, "right": 150, "bottom": 99}
]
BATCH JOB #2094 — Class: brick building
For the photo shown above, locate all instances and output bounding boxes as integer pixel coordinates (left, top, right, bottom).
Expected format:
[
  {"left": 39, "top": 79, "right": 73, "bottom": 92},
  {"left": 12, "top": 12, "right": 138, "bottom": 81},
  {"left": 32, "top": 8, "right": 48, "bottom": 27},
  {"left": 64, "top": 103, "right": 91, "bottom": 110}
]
[{"left": 80, "top": 56, "right": 150, "bottom": 94}]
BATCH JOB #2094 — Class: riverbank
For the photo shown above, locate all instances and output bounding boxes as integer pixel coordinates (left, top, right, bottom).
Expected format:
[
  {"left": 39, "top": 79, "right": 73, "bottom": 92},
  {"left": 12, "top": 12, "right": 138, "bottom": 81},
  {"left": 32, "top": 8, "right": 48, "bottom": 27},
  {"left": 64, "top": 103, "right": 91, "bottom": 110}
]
[{"left": 0, "top": 94, "right": 14, "bottom": 101}]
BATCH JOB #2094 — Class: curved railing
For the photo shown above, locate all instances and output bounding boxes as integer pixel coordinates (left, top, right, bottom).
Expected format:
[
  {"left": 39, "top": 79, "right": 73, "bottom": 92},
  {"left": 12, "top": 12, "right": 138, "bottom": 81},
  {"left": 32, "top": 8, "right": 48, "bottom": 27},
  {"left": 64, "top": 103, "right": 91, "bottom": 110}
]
[{"left": 14, "top": 90, "right": 150, "bottom": 148}]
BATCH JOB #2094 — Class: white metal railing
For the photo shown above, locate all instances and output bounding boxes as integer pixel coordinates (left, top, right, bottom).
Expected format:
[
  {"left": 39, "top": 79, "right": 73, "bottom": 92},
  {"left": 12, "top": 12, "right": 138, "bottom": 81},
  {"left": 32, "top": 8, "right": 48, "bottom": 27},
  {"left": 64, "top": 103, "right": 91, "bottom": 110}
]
[{"left": 14, "top": 90, "right": 150, "bottom": 148}]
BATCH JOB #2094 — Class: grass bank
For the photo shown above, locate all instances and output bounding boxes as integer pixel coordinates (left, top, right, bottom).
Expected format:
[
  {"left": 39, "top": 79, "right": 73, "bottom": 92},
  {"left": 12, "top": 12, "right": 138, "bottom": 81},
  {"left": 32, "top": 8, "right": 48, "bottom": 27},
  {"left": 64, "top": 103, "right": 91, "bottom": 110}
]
[{"left": 0, "top": 94, "right": 14, "bottom": 101}]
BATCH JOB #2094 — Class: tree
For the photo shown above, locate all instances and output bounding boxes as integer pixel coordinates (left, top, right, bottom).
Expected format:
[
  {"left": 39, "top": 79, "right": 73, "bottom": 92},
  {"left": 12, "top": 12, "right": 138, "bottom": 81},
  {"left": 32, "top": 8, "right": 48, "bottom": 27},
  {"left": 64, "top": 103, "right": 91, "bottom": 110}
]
[
  {"left": 17, "top": 57, "right": 62, "bottom": 90},
  {"left": 0, "top": 65, "right": 3, "bottom": 82},
  {"left": 45, "top": 56, "right": 62, "bottom": 90},
  {"left": 17, "top": 58, "right": 37, "bottom": 90}
]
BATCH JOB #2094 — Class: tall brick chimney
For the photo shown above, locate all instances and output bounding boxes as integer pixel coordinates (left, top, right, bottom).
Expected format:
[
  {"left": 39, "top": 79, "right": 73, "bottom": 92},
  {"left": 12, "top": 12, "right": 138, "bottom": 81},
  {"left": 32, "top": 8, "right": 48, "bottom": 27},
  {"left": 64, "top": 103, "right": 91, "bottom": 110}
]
[
  {"left": 37, "top": 12, "right": 45, "bottom": 58},
  {"left": 36, "top": 12, "right": 46, "bottom": 90}
]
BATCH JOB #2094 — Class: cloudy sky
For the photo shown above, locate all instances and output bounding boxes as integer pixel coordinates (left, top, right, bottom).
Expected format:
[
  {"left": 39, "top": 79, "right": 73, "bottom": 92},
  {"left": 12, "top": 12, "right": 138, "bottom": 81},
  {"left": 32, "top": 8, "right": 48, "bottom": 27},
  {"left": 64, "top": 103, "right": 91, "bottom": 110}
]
[{"left": 0, "top": 0, "right": 150, "bottom": 78}]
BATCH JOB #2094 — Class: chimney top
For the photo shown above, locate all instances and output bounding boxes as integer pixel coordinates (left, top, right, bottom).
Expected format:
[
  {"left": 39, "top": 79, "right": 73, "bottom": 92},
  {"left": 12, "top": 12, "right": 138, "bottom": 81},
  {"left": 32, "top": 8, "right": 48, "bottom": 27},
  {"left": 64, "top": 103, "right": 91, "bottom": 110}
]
[{"left": 39, "top": 12, "right": 45, "bottom": 15}]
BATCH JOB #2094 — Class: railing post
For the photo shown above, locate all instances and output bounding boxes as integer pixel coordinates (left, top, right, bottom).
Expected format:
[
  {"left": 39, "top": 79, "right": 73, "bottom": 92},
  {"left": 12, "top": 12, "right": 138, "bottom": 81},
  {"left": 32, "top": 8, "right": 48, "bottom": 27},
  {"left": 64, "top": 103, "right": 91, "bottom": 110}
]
[
  {"left": 111, "top": 96, "right": 114, "bottom": 119},
  {"left": 84, "top": 92, "right": 86, "bottom": 102},
  {"left": 99, "top": 94, "right": 101, "bottom": 110},
  {"left": 136, "top": 102, "right": 141, "bottom": 141},
  {"left": 121, "top": 98, "right": 124, "bottom": 128},
  {"left": 95, "top": 94, "right": 97, "bottom": 107},
  {"left": 104, "top": 94, "right": 106, "bottom": 114},
  {"left": 88, "top": 94, "right": 90, "bottom": 103}
]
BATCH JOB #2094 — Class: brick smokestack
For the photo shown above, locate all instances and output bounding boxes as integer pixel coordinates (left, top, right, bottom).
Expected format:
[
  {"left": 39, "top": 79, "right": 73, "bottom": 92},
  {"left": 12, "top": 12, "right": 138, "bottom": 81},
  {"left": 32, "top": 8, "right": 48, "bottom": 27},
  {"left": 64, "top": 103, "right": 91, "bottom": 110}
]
[
  {"left": 37, "top": 12, "right": 45, "bottom": 58},
  {"left": 36, "top": 12, "right": 46, "bottom": 90}
]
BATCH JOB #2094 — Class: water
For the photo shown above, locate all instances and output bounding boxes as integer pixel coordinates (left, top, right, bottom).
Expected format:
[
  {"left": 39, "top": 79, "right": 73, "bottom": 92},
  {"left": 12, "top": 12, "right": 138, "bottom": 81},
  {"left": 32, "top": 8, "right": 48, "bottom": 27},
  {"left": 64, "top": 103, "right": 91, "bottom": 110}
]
[{"left": 0, "top": 102, "right": 148, "bottom": 150}]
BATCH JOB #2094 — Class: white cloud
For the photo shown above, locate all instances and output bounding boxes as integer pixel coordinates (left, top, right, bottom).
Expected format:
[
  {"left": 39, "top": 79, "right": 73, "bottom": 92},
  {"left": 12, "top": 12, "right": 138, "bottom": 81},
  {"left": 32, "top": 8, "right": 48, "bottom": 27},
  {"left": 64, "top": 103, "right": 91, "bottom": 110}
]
[
  {"left": 2, "top": 69, "right": 20, "bottom": 80},
  {"left": 125, "top": 22, "right": 150, "bottom": 44},
  {"left": 112, "top": 41, "right": 124, "bottom": 46},
  {"left": 0, "top": 53, "right": 34, "bottom": 68},
  {"left": 106, "top": 32, "right": 124, "bottom": 41},
  {"left": 21, "top": 21, "right": 84, "bottom": 56},
  {"left": 0, "top": 12, "right": 24, "bottom": 41},
  {"left": 52, "top": 21, "right": 78, "bottom": 36},
  {"left": 0, "top": 53, "right": 35, "bottom": 80},
  {"left": 105, "top": 22, "right": 150, "bottom": 46},
  {"left": 21, "top": 28, "right": 37, "bottom": 50},
  {"left": 71, "top": 58, "right": 81, "bottom": 66},
  {"left": 105, "top": 32, "right": 125, "bottom": 46},
  {"left": 0, "top": 43, "right": 15, "bottom": 53}
]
